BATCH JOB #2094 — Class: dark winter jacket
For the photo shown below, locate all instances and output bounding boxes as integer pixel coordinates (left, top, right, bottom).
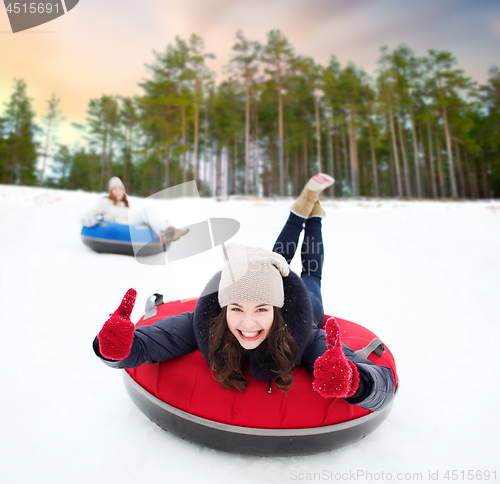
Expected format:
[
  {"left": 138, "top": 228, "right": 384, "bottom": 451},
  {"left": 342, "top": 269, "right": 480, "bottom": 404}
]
[{"left": 94, "top": 271, "right": 395, "bottom": 412}]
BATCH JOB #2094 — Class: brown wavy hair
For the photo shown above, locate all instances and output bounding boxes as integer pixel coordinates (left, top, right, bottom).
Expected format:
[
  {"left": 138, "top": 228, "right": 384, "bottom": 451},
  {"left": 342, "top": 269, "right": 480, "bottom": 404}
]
[
  {"left": 107, "top": 191, "right": 129, "bottom": 207},
  {"left": 208, "top": 306, "right": 298, "bottom": 393}
]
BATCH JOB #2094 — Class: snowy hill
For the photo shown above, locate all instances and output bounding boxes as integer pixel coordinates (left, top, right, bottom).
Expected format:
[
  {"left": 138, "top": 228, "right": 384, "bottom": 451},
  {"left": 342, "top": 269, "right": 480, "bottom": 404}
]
[{"left": 1, "top": 184, "right": 499, "bottom": 484}]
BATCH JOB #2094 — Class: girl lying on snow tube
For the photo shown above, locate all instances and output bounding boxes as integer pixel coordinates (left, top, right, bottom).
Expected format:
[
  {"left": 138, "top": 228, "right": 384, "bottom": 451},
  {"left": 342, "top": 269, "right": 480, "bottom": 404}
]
[
  {"left": 93, "top": 174, "right": 397, "bottom": 455},
  {"left": 81, "top": 176, "right": 189, "bottom": 252}
]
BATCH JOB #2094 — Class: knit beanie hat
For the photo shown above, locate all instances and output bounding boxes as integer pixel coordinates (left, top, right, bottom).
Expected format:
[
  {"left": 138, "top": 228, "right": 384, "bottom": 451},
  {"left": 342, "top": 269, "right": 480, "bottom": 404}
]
[
  {"left": 218, "top": 243, "right": 290, "bottom": 308},
  {"left": 108, "top": 177, "right": 125, "bottom": 192}
]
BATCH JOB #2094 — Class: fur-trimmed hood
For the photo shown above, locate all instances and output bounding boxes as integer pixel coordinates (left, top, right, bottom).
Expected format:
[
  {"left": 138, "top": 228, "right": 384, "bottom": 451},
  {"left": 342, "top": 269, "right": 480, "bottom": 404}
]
[{"left": 193, "top": 270, "right": 316, "bottom": 381}]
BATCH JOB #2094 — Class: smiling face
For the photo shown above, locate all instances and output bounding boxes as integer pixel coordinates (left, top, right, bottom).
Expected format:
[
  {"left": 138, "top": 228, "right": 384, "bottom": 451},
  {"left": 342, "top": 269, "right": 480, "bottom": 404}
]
[{"left": 226, "top": 302, "right": 274, "bottom": 350}]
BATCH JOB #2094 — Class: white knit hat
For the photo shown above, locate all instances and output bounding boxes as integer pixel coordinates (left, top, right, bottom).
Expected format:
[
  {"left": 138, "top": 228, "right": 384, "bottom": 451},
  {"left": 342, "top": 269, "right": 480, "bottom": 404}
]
[
  {"left": 218, "top": 243, "right": 290, "bottom": 308},
  {"left": 108, "top": 176, "right": 125, "bottom": 192}
]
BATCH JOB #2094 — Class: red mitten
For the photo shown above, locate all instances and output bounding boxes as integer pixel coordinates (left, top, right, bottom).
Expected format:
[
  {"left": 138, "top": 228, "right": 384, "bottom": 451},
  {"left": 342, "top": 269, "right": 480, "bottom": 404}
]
[
  {"left": 313, "top": 317, "right": 360, "bottom": 398},
  {"left": 98, "top": 289, "right": 137, "bottom": 360}
]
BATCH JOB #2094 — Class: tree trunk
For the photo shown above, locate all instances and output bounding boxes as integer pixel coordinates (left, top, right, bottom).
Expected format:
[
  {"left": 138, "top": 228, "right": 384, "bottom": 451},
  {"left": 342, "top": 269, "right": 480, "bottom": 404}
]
[
  {"left": 388, "top": 143, "right": 396, "bottom": 197},
  {"left": 2, "top": 136, "right": 12, "bottom": 183},
  {"left": 278, "top": 74, "right": 285, "bottom": 196},
  {"left": 8, "top": 119, "right": 21, "bottom": 184},
  {"left": 263, "top": 139, "right": 271, "bottom": 197},
  {"left": 244, "top": 76, "right": 250, "bottom": 196},
  {"left": 203, "top": 107, "right": 209, "bottom": 195},
  {"left": 216, "top": 141, "right": 222, "bottom": 197},
  {"left": 99, "top": 130, "right": 107, "bottom": 192},
  {"left": 89, "top": 152, "right": 94, "bottom": 192},
  {"left": 253, "top": 103, "right": 260, "bottom": 196},
  {"left": 123, "top": 127, "right": 130, "bottom": 192},
  {"left": 314, "top": 93, "right": 322, "bottom": 173},
  {"left": 165, "top": 105, "right": 171, "bottom": 189},
  {"left": 211, "top": 142, "right": 216, "bottom": 195},
  {"left": 39, "top": 121, "right": 52, "bottom": 186},
  {"left": 361, "top": 152, "right": 369, "bottom": 194},
  {"left": 151, "top": 163, "right": 157, "bottom": 194},
  {"left": 409, "top": 107, "right": 422, "bottom": 198},
  {"left": 367, "top": 113, "right": 379, "bottom": 197},
  {"left": 441, "top": 104, "right": 458, "bottom": 197},
  {"left": 417, "top": 122, "right": 427, "bottom": 198},
  {"left": 426, "top": 121, "right": 437, "bottom": 199},
  {"left": 181, "top": 104, "right": 187, "bottom": 187},
  {"left": 326, "top": 114, "right": 334, "bottom": 197},
  {"left": 293, "top": 147, "right": 300, "bottom": 196},
  {"left": 472, "top": 158, "right": 481, "bottom": 198},
  {"left": 303, "top": 129, "right": 308, "bottom": 186},
  {"left": 481, "top": 159, "right": 490, "bottom": 198},
  {"left": 107, "top": 120, "right": 116, "bottom": 182},
  {"left": 232, "top": 136, "right": 237, "bottom": 195},
  {"left": 193, "top": 78, "right": 200, "bottom": 187},
  {"left": 464, "top": 150, "right": 477, "bottom": 199},
  {"left": 270, "top": 137, "right": 277, "bottom": 196},
  {"left": 9, "top": 140, "right": 18, "bottom": 184},
  {"left": 348, "top": 108, "right": 359, "bottom": 196},
  {"left": 340, "top": 110, "right": 350, "bottom": 193},
  {"left": 164, "top": 143, "right": 170, "bottom": 190},
  {"left": 387, "top": 102, "right": 403, "bottom": 197},
  {"left": 333, "top": 108, "right": 342, "bottom": 198},
  {"left": 284, "top": 134, "right": 290, "bottom": 196},
  {"left": 453, "top": 139, "right": 466, "bottom": 198},
  {"left": 309, "top": 131, "right": 314, "bottom": 184},
  {"left": 395, "top": 102, "right": 411, "bottom": 197},
  {"left": 435, "top": 131, "right": 446, "bottom": 198}
]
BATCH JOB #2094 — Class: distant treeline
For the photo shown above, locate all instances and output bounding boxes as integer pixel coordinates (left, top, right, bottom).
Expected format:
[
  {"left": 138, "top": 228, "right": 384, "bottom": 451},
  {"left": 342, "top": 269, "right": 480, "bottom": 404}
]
[{"left": 1, "top": 30, "right": 499, "bottom": 198}]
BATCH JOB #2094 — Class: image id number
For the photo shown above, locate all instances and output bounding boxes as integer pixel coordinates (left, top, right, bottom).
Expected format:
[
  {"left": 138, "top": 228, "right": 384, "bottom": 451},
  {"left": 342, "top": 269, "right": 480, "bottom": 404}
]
[
  {"left": 5, "top": 3, "right": 60, "bottom": 14},
  {"left": 444, "top": 470, "right": 497, "bottom": 480}
]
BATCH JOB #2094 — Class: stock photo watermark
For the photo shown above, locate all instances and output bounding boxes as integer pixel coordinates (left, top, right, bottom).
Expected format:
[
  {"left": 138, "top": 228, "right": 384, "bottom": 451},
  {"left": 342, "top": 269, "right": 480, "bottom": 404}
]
[
  {"left": 3, "top": 0, "right": 79, "bottom": 33},
  {"left": 119, "top": 181, "right": 240, "bottom": 267},
  {"left": 289, "top": 469, "right": 498, "bottom": 481}
]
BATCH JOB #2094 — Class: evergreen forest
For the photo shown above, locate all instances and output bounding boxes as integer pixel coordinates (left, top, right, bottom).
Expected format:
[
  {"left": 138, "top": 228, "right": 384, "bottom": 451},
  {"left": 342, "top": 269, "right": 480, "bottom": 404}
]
[{"left": 1, "top": 30, "right": 499, "bottom": 199}]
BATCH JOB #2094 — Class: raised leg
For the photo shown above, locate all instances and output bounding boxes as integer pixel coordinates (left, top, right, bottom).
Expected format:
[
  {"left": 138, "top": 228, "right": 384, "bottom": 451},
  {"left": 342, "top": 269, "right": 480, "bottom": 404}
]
[
  {"left": 272, "top": 212, "right": 305, "bottom": 264},
  {"left": 300, "top": 217, "right": 325, "bottom": 328}
]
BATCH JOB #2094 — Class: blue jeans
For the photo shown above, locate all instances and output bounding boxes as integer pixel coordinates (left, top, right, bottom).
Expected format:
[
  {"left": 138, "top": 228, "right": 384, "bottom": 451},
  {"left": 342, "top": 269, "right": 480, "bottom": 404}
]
[{"left": 272, "top": 212, "right": 325, "bottom": 328}]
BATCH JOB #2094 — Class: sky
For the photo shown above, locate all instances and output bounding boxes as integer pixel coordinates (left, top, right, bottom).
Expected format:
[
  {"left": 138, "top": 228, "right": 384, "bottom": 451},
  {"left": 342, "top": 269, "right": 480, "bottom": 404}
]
[{"left": 1, "top": 0, "right": 499, "bottom": 149}]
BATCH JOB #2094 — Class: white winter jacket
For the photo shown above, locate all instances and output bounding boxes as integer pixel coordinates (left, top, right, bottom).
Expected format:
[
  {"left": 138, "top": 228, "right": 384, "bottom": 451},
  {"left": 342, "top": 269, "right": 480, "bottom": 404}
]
[
  {"left": 83, "top": 197, "right": 130, "bottom": 225},
  {"left": 82, "top": 196, "right": 170, "bottom": 233}
]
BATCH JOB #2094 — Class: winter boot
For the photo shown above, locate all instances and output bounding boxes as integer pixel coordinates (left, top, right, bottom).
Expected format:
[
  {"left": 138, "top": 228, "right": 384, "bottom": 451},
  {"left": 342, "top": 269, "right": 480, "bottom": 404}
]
[
  {"left": 291, "top": 173, "right": 334, "bottom": 218},
  {"left": 309, "top": 201, "right": 326, "bottom": 218},
  {"left": 163, "top": 226, "right": 190, "bottom": 243}
]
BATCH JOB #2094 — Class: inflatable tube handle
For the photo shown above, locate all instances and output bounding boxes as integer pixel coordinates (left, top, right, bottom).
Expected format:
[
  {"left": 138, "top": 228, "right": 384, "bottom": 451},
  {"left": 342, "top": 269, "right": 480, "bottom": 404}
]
[
  {"left": 144, "top": 293, "right": 164, "bottom": 320},
  {"left": 354, "top": 338, "right": 385, "bottom": 358},
  {"left": 96, "top": 215, "right": 106, "bottom": 227}
]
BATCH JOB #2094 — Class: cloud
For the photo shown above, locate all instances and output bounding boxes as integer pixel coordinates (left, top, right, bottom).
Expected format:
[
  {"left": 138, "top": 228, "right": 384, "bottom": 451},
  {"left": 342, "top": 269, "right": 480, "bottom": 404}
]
[
  {"left": 1, "top": 0, "right": 498, "bottom": 147},
  {"left": 489, "top": 16, "right": 500, "bottom": 36}
]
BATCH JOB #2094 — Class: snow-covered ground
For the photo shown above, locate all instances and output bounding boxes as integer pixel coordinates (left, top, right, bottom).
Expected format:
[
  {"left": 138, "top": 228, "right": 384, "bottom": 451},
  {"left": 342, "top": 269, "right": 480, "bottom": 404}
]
[{"left": 1, "top": 184, "right": 499, "bottom": 484}]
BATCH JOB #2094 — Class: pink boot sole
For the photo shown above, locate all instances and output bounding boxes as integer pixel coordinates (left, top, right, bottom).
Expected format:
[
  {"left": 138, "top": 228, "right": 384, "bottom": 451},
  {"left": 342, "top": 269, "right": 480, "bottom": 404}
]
[{"left": 306, "top": 173, "right": 335, "bottom": 192}]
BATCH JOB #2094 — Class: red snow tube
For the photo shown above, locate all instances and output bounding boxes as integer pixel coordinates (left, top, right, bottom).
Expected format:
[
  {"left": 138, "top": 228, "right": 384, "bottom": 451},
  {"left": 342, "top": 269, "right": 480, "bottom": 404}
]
[{"left": 123, "top": 297, "right": 398, "bottom": 456}]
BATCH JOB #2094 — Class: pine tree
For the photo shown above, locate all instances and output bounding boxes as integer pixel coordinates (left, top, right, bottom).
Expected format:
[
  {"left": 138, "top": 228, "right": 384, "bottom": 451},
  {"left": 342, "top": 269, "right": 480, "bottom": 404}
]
[
  {"left": 119, "top": 96, "right": 139, "bottom": 192},
  {"left": 479, "top": 66, "right": 500, "bottom": 195},
  {"left": 51, "top": 145, "right": 72, "bottom": 188},
  {"left": 231, "top": 31, "right": 260, "bottom": 196},
  {"left": 80, "top": 95, "right": 120, "bottom": 192},
  {"left": 2, "top": 79, "right": 38, "bottom": 185},
  {"left": 338, "top": 64, "right": 364, "bottom": 196},
  {"left": 425, "top": 50, "right": 474, "bottom": 198},
  {"left": 323, "top": 57, "right": 344, "bottom": 196},
  {"left": 39, "top": 93, "right": 63, "bottom": 186},
  {"left": 262, "top": 30, "right": 295, "bottom": 196},
  {"left": 187, "top": 35, "right": 215, "bottom": 188}
]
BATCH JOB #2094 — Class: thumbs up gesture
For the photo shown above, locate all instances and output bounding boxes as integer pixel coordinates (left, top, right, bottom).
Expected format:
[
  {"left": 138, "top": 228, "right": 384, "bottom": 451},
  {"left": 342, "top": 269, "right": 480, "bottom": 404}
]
[
  {"left": 98, "top": 289, "right": 137, "bottom": 360},
  {"left": 313, "top": 317, "right": 360, "bottom": 398}
]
